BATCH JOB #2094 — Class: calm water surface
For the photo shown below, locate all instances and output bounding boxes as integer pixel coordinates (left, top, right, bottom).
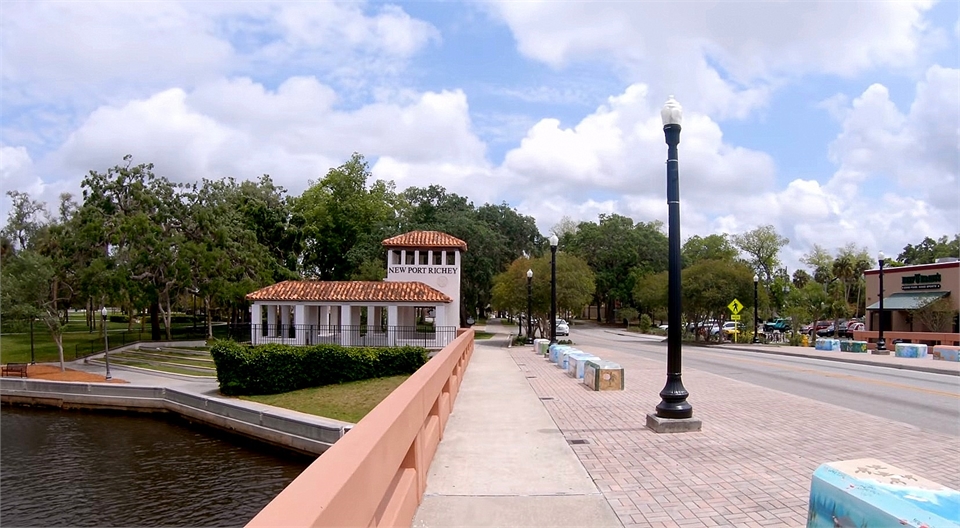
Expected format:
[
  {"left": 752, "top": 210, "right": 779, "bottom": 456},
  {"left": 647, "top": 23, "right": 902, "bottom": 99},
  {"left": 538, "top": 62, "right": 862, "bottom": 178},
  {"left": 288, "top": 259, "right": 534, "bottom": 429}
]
[{"left": 1, "top": 406, "right": 312, "bottom": 527}]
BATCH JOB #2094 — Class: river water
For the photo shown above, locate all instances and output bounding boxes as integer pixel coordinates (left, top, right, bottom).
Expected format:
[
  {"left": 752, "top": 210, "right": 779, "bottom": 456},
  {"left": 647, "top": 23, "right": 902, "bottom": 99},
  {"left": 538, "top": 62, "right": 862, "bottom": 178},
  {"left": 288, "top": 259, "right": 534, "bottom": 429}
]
[{"left": 0, "top": 406, "right": 312, "bottom": 527}]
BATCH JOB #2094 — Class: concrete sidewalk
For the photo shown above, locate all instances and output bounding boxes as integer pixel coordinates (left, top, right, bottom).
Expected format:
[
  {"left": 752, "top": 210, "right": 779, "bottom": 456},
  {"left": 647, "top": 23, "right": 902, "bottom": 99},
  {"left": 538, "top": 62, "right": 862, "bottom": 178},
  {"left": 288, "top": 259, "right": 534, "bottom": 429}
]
[{"left": 416, "top": 320, "right": 959, "bottom": 527}]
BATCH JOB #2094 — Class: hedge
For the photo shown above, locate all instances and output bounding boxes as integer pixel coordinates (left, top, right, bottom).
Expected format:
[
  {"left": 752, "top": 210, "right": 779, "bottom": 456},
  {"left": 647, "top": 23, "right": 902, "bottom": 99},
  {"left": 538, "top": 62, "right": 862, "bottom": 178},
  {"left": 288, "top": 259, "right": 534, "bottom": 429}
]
[{"left": 209, "top": 340, "right": 429, "bottom": 396}]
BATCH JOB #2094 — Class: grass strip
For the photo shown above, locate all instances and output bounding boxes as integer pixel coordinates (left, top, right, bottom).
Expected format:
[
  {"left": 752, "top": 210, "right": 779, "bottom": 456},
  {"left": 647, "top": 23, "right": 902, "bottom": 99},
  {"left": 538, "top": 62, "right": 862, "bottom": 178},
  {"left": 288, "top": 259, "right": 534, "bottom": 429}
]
[{"left": 241, "top": 375, "right": 409, "bottom": 423}]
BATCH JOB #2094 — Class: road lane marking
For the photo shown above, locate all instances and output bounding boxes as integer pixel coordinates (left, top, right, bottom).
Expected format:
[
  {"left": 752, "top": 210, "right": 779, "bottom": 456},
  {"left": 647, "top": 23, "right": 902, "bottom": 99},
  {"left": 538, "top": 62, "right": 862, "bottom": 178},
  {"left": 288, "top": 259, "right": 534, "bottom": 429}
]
[{"left": 694, "top": 349, "right": 960, "bottom": 399}]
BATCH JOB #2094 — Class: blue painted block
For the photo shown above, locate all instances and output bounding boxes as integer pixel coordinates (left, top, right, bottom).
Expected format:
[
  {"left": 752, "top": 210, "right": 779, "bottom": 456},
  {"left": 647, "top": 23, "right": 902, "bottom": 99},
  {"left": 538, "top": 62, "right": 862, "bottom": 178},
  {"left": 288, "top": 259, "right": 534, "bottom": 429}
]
[
  {"left": 548, "top": 344, "right": 572, "bottom": 364},
  {"left": 895, "top": 343, "right": 928, "bottom": 358},
  {"left": 815, "top": 338, "right": 840, "bottom": 351},
  {"left": 807, "top": 458, "right": 960, "bottom": 528},
  {"left": 557, "top": 348, "right": 580, "bottom": 369},
  {"left": 933, "top": 346, "right": 960, "bottom": 362},
  {"left": 566, "top": 353, "right": 600, "bottom": 378}
]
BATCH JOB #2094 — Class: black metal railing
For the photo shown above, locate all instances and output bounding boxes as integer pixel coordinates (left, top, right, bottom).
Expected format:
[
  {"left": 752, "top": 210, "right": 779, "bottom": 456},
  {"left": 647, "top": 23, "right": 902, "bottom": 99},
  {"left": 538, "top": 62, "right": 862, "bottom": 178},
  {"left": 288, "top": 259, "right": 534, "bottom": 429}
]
[{"left": 249, "top": 324, "right": 457, "bottom": 348}]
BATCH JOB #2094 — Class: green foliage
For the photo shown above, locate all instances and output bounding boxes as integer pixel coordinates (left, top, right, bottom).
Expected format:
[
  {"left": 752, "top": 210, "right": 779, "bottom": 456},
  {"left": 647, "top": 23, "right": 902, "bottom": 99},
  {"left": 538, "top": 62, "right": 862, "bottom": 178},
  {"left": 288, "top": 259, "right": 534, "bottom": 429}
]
[
  {"left": 209, "top": 340, "right": 428, "bottom": 396},
  {"left": 897, "top": 234, "right": 959, "bottom": 265},
  {"left": 638, "top": 313, "right": 652, "bottom": 332},
  {"left": 618, "top": 307, "right": 639, "bottom": 326},
  {"left": 682, "top": 234, "right": 738, "bottom": 267},
  {"left": 732, "top": 225, "right": 789, "bottom": 282}
]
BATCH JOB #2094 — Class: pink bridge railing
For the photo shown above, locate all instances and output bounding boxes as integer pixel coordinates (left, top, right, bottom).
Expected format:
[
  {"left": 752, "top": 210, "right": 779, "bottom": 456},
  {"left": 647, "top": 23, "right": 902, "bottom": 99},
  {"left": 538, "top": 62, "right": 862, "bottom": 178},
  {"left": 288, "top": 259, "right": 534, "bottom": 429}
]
[{"left": 247, "top": 328, "right": 475, "bottom": 528}]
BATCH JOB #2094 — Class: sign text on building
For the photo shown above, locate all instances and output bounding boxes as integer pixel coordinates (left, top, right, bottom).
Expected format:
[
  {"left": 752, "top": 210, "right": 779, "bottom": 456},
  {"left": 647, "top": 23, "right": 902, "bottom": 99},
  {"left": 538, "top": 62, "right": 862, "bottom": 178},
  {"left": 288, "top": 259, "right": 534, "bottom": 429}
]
[
  {"left": 388, "top": 266, "right": 458, "bottom": 275},
  {"left": 901, "top": 273, "right": 941, "bottom": 290}
]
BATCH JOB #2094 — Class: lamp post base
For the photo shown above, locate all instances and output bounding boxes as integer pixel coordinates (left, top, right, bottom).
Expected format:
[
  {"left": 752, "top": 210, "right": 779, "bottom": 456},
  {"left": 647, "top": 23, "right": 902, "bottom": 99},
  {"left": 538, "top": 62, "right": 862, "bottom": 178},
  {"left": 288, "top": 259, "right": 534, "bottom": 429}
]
[
  {"left": 646, "top": 413, "right": 702, "bottom": 434},
  {"left": 873, "top": 338, "right": 889, "bottom": 355}
]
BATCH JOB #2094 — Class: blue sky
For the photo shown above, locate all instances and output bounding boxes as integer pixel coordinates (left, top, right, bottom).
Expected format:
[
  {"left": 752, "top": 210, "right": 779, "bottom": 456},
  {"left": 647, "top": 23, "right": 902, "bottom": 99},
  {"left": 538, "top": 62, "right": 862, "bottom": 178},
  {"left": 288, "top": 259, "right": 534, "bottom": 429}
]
[{"left": 2, "top": 1, "right": 958, "bottom": 271}]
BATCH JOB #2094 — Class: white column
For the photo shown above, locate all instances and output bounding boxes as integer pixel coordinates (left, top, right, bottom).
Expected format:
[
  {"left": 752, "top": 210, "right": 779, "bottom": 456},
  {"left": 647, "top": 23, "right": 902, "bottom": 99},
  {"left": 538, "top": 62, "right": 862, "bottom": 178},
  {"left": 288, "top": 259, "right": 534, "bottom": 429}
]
[
  {"left": 341, "top": 305, "right": 353, "bottom": 346},
  {"left": 294, "top": 305, "right": 305, "bottom": 344},
  {"left": 280, "top": 305, "right": 291, "bottom": 341},
  {"left": 320, "top": 306, "right": 330, "bottom": 330},
  {"left": 267, "top": 305, "right": 277, "bottom": 336},
  {"left": 388, "top": 305, "right": 398, "bottom": 346},
  {"left": 250, "top": 304, "right": 262, "bottom": 344}
]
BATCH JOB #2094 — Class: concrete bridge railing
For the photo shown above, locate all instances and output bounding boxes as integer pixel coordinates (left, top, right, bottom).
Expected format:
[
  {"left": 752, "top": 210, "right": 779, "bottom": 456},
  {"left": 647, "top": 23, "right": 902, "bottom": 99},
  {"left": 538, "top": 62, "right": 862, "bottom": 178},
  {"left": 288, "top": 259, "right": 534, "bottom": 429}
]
[{"left": 247, "top": 328, "right": 475, "bottom": 528}]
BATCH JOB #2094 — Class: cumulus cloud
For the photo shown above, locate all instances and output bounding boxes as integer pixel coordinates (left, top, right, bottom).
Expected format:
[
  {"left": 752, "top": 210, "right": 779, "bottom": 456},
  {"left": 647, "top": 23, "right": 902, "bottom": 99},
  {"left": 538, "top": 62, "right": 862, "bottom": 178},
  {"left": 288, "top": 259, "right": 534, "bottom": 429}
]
[
  {"left": 484, "top": 1, "right": 938, "bottom": 119},
  {"left": 47, "top": 78, "right": 487, "bottom": 201}
]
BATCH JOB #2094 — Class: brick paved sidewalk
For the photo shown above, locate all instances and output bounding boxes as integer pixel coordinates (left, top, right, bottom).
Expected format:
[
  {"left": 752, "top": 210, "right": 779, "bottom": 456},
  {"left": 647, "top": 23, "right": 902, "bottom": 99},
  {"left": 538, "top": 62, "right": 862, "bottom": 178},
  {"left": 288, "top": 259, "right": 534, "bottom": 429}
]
[{"left": 509, "top": 343, "right": 960, "bottom": 527}]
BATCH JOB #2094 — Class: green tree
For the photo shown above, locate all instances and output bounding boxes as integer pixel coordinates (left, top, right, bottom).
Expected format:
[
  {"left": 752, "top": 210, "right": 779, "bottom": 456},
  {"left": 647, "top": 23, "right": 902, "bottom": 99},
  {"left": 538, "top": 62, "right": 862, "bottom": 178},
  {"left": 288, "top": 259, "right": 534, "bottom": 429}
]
[
  {"left": 1, "top": 250, "right": 72, "bottom": 370},
  {"left": 682, "top": 234, "right": 737, "bottom": 267},
  {"left": 1, "top": 190, "right": 48, "bottom": 252},
  {"left": 681, "top": 259, "right": 756, "bottom": 340},
  {"left": 897, "top": 234, "right": 960, "bottom": 265},
  {"left": 732, "top": 225, "right": 789, "bottom": 282},
  {"left": 296, "top": 153, "right": 398, "bottom": 281}
]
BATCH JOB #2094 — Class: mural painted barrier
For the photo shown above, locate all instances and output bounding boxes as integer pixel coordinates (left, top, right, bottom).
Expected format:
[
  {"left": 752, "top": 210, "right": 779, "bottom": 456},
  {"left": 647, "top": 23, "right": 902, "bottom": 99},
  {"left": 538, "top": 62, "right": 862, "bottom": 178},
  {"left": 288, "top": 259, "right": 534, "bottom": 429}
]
[
  {"left": 583, "top": 361, "right": 623, "bottom": 391},
  {"left": 839, "top": 341, "right": 869, "bottom": 353},
  {"left": 815, "top": 338, "right": 841, "bottom": 351},
  {"left": 895, "top": 343, "right": 929, "bottom": 358},
  {"left": 566, "top": 353, "right": 600, "bottom": 379},
  {"left": 246, "top": 328, "right": 475, "bottom": 528},
  {"left": 807, "top": 458, "right": 960, "bottom": 528},
  {"left": 932, "top": 346, "right": 960, "bottom": 362},
  {"left": 534, "top": 339, "right": 550, "bottom": 357}
]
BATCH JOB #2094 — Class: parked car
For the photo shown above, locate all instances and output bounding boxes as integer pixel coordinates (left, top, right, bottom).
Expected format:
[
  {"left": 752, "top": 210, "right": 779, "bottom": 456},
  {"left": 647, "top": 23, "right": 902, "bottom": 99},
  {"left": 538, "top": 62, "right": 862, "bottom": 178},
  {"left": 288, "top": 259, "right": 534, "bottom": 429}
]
[
  {"left": 838, "top": 320, "right": 864, "bottom": 338},
  {"left": 816, "top": 323, "right": 837, "bottom": 337},
  {"left": 720, "top": 321, "right": 744, "bottom": 337},
  {"left": 764, "top": 317, "right": 791, "bottom": 333},
  {"left": 555, "top": 319, "right": 570, "bottom": 336},
  {"left": 802, "top": 321, "right": 831, "bottom": 334}
]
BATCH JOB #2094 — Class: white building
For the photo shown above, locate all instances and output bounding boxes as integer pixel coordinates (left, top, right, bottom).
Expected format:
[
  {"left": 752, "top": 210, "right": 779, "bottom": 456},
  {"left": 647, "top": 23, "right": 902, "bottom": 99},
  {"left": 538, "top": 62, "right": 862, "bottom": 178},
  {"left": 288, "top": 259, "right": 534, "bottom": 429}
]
[{"left": 245, "top": 231, "right": 466, "bottom": 349}]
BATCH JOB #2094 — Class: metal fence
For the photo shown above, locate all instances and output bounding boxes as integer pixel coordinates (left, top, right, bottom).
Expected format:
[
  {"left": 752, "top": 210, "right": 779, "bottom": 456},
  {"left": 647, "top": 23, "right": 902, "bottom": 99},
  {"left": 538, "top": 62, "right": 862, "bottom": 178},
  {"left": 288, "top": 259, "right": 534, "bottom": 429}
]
[
  {"left": 74, "top": 323, "right": 458, "bottom": 357},
  {"left": 249, "top": 324, "right": 458, "bottom": 349}
]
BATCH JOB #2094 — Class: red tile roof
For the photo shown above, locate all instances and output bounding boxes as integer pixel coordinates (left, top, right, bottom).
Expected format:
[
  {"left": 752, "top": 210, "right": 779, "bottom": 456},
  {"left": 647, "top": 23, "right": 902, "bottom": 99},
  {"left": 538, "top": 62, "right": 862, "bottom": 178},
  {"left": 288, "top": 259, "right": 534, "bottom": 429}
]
[
  {"left": 246, "top": 281, "right": 452, "bottom": 303},
  {"left": 382, "top": 231, "right": 467, "bottom": 252}
]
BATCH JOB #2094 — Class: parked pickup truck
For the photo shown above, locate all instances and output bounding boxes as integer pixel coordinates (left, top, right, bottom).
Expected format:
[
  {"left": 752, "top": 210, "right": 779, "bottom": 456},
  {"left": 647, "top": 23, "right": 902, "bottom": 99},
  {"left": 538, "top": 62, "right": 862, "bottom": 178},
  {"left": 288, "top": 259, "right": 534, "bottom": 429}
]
[{"left": 764, "top": 317, "right": 791, "bottom": 332}]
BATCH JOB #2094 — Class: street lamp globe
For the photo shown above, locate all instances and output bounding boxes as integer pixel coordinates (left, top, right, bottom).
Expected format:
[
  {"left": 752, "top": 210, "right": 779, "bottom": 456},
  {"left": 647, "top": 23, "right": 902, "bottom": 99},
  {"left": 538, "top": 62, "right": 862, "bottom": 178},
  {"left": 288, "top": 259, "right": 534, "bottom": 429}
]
[
  {"left": 527, "top": 269, "right": 533, "bottom": 279},
  {"left": 661, "top": 95, "right": 682, "bottom": 126},
  {"left": 101, "top": 306, "right": 107, "bottom": 319}
]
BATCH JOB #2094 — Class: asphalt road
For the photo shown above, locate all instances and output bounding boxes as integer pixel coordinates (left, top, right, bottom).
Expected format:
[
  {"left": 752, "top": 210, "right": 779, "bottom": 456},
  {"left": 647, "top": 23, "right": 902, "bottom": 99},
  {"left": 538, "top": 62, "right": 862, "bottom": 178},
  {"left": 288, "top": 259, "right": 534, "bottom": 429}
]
[{"left": 572, "top": 326, "right": 960, "bottom": 437}]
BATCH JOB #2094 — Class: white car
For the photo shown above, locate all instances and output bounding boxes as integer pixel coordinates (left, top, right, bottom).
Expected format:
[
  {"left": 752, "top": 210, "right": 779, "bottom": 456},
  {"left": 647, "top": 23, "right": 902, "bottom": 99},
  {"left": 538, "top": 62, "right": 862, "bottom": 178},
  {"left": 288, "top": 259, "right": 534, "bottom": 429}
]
[{"left": 555, "top": 320, "right": 570, "bottom": 336}]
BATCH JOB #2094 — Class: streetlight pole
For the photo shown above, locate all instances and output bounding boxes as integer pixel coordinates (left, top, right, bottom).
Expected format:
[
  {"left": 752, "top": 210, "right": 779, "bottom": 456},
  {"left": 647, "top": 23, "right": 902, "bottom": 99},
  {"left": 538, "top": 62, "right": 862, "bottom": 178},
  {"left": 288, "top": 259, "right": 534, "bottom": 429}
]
[
  {"left": 29, "top": 316, "right": 36, "bottom": 364},
  {"left": 101, "top": 306, "right": 112, "bottom": 380},
  {"left": 875, "top": 251, "right": 887, "bottom": 354},
  {"left": 753, "top": 274, "right": 760, "bottom": 343},
  {"left": 653, "top": 96, "right": 694, "bottom": 423},
  {"left": 526, "top": 269, "right": 533, "bottom": 343},
  {"left": 549, "top": 235, "right": 558, "bottom": 344}
]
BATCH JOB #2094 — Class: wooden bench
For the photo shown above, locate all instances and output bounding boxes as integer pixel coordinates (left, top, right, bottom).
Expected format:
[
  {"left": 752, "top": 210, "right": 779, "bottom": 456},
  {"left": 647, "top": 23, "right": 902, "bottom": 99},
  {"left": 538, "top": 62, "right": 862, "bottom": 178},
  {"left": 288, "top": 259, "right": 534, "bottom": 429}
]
[{"left": 1, "top": 363, "right": 28, "bottom": 378}]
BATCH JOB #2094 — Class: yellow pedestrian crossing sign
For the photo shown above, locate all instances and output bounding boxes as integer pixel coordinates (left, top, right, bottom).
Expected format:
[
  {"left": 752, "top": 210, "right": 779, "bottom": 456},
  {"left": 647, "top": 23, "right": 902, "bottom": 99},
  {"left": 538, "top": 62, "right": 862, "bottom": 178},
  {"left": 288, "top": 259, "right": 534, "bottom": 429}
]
[{"left": 728, "top": 299, "right": 744, "bottom": 315}]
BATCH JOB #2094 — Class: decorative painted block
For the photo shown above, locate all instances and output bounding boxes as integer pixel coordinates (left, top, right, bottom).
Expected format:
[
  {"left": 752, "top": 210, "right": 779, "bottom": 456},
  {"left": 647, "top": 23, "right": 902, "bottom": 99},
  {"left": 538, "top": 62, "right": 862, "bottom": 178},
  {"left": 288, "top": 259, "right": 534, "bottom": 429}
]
[
  {"left": 815, "top": 338, "right": 841, "bottom": 351},
  {"left": 558, "top": 348, "right": 582, "bottom": 370},
  {"left": 932, "top": 346, "right": 960, "bottom": 362},
  {"left": 848, "top": 341, "right": 869, "bottom": 353},
  {"left": 534, "top": 339, "right": 550, "bottom": 356},
  {"left": 567, "top": 353, "right": 600, "bottom": 378},
  {"left": 840, "top": 340, "right": 851, "bottom": 352},
  {"left": 549, "top": 344, "right": 572, "bottom": 364},
  {"left": 895, "top": 343, "right": 928, "bottom": 358},
  {"left": 807, "top": 458, "right": 960, "bottom": 528},
  {"left": 584, "top": 360, "right": 624, "bottom": 391}
]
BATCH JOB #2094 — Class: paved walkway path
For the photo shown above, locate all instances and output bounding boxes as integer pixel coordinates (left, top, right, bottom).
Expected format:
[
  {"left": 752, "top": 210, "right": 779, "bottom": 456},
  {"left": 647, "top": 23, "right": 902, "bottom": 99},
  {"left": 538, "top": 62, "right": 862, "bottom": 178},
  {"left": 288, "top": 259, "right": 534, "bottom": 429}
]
[{"left": 416, "top": 320, "right": 960, "bottom": 527}]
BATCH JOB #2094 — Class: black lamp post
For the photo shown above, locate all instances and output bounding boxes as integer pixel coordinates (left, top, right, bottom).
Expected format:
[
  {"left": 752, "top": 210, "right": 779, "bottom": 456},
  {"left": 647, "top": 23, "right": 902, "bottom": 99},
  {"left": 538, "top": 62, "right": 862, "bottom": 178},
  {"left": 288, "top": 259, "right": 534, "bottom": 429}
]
[
  {"left": 29, "top": 316, "right": 35, "bottom": 364},
  {"left": 876, "top": 251, "right": 887, "bottom": 354},
  {"left": 526, "top": 269, "right": 533, "bottom": 343},
  {"left": 101, "top": 306, "right": 112, "bottom": 380},
  {"left": 655, "top": 96, "right": 692, "bottom": 420},
  {"left": 549, "top": 235, "right": 558, "bottom": 344},
  {"left": 753, "top": 274, "right": 760, "bottom": 343}
]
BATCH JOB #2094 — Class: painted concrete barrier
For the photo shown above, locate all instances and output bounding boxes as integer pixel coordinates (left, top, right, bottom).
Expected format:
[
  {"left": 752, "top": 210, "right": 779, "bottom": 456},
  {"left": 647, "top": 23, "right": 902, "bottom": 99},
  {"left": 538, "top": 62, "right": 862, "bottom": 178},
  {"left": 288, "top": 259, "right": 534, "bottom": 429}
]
[
  {"left": 815, "top": 338, "right": 840, "bottom": 351},
  {"left": 247, "top": 328, "right": 475, "bottom": 528},
  {"left": 839, "top": 340, "right": 869, "bottom": 353},
  {"left": 549, "top": 344, "right": 573, "bottom": 364},
  {"left": 895, "top": 343, "right": 928, "bottom": 358},
  {"left": 534, "top": 339, "right": 550, "bottom": 357},
  {"left": 932, "top": 346, "right": 960, "bottom": 362},
  {"left": 566, "top": 353, "right": 600, "bottom": 379},
  {"left": 0, "top": 380, "right": 346, "bottom": 455},
  {"left": 584, "top": 361, "right": 624, "bottom": 391},
  {"left": 558, "top": 348, "right": 583, "bottom": 370},
  {"left": 807, "top": 458, "right": 960, "bottom": 528}
]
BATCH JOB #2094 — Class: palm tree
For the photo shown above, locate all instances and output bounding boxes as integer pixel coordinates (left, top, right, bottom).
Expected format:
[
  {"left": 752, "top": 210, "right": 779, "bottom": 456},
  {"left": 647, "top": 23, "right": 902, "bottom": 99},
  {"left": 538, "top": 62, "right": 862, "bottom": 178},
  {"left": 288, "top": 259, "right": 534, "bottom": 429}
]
[{"left": 832, "top": 255, "right": 856, "bottom": 307}]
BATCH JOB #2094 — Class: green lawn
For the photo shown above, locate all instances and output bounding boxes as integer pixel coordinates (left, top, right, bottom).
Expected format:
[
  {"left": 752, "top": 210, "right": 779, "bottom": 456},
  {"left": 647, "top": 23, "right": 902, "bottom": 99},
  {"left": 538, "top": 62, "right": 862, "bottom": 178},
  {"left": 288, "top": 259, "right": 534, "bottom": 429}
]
[
  {"left": 1, "top": 311, "right": 204, "bottom": 364},
  {"left": 474, "top": 331, "right": 494, "bottom": 340},
  {"left": 241, "top": 375, "right": 410, "bottom": 423}
]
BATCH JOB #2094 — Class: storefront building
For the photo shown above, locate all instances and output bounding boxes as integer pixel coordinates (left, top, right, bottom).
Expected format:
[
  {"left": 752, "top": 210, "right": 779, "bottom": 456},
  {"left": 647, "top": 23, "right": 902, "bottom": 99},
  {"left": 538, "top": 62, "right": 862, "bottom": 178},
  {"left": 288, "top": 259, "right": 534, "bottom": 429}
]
[{"left": 864, "top": 259, "right": 960, "bottom": 335}]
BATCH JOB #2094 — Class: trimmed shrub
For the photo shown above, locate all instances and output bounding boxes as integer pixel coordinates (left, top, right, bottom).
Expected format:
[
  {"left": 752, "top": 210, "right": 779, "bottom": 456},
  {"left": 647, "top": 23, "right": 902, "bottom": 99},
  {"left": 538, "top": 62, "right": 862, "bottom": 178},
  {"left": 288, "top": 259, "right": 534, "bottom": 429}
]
[
  {"left": 639, "top": 314, "right": 652, "bottom": 333},
  {"left": 210, "top": 340, "right": 429, "bottom": 396}
]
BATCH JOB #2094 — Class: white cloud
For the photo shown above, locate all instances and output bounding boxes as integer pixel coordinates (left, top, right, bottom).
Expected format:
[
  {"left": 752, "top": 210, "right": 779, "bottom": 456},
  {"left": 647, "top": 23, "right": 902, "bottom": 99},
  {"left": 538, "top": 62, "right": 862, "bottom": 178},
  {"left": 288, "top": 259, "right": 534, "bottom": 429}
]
[
  {"left": 46, "top": 78, "right": 487, "bottom": 202},
  {"left": 484, "top": 1, "right": 939, "bottom": 120},
  {"left": 826, "top": 66, "right": 960, "bottom": 210}
]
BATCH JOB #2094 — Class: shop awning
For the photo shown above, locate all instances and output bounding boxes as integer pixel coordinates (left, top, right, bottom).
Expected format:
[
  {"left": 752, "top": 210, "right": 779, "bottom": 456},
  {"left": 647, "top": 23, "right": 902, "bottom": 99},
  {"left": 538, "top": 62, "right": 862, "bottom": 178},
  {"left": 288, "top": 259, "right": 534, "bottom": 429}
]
[{"left": 866, "top": 291, "right": 948, "bottom": 311}]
